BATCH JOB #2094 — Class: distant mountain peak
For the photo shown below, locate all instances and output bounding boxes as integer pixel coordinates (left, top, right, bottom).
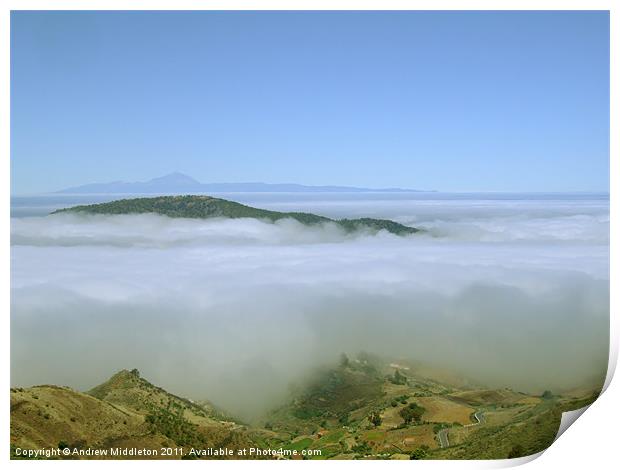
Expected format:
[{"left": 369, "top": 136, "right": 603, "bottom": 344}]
[{"left": 147, "top": 172, "right": 200, "bottom": 185}]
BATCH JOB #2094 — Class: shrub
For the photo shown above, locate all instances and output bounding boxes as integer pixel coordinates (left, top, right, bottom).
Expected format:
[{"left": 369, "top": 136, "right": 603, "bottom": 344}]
[
  {"left": 389, "top": 370, "right": 408, "bottom": 385},
  {"left": 399, "top": 402, "right": 426, "bottom": 425},
  {"left": 352, "top": 441, "right": 372, "bottom": 455},
  {"left": 369, "top": 411, "right": 382, "bottom": 427},
  {"left": 508, "top": 444, "right": 526, "bottom": 458}
]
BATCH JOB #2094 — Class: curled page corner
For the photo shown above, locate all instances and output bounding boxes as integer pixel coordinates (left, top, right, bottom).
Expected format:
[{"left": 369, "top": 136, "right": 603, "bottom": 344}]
[
  {"left": 491, "top": 411, "right": 594, "bottom": 469},
  {"left": 554, "top": 404, "right": 591, "bottom": 442},
  {"left": 511, "top": 451, "right": 545, "bottom": 466}
]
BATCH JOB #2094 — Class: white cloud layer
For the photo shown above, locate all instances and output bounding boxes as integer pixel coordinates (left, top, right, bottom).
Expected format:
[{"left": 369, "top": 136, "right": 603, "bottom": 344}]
[{"left": 10, "top": 196, "right": 609, "bottom": 418}]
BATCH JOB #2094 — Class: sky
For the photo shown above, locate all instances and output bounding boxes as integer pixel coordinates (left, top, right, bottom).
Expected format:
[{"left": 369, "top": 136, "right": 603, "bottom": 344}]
[{"left": 11, "top": 11, "right": 609, "bottom": 194}]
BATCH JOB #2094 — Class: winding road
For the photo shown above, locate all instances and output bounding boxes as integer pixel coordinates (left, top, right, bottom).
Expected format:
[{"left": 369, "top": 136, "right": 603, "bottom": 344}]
[
  {"left": 438, "top": 428, "right": 450, "bottom": 448},
  {"left": 437, "top": 411, "right": 484, "bottom": 449}
]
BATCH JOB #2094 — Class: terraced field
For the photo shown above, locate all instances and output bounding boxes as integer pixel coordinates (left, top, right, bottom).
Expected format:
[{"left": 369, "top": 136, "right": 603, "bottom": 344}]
[{"left": 416, "top": 396, "right": 475, "bottom": 425}]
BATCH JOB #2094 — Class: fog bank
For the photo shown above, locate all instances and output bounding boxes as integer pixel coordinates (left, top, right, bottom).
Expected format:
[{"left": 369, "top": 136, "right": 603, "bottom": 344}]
[{"left": 10, "top": 196, "right": 609, "bottom": 418}]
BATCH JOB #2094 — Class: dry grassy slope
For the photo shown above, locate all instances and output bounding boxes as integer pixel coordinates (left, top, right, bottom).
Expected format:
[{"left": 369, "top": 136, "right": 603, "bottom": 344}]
[
  {"left": 449, "top": 389, "right": 538, "bottom": 407},
  {"left": 11, "top": 370, "right": 261, "bottom": 459},
  {"left": 10, "top": 384, "right": 148, "bottom": 450},
  {"left": 416, "top": 396, "right": 475, "bottom": 425},
  {"left": 363, "top": 424, "right": 438, "bottom": 452},
  {"left": 87, "top": 369, "right": 229, "bottom": 426}
]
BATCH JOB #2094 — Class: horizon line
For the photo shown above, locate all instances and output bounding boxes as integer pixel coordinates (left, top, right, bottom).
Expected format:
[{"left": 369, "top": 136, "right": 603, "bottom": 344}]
[{"left": 10, "top": 189, "right": 611, "bottom": 197}]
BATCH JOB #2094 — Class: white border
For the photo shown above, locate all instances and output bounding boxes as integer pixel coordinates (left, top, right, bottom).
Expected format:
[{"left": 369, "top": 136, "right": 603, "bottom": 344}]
[{"left": 2, "top": 2, "right": 616, "bottom": 469}]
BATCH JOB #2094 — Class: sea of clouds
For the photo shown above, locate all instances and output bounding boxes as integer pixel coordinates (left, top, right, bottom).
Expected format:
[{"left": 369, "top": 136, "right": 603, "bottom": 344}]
[{"left": 10, "top": 194, "right": 609, "bottom": 418}]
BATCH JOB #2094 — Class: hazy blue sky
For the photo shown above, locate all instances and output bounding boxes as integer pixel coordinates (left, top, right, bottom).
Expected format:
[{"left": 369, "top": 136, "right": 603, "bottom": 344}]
[{"left": 11, "top": 11, "right": 609, "bottom": 194}]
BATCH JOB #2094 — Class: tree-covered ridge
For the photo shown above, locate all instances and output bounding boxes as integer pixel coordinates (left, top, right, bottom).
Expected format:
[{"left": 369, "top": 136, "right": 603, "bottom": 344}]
[{"left": 52, "top": 195, "right": 420, "bottom": 235}]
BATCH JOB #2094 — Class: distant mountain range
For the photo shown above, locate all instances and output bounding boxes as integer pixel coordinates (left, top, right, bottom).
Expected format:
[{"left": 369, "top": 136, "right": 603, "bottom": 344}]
[{"left": 57, "top": 172, "right": 430, "bottom": 194}]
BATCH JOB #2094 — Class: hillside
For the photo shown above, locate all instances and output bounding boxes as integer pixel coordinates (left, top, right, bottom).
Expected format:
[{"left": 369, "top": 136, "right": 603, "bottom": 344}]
[
  {"left": 51, "top": 195, "right": 420, "bottom": 235},
  {"left": 11, "top": 369, "right": 263, "bottom": 460},
  {"left": 259, "top": 354, "right": 598, "bottom": 460},
  {"left": 87, "top": 369, "right": 234, "bottom": 424},
  {"left": 448, "top": 389, "right": 540, "bottom": 407},
  {"left": 11, "top": 384, "right": 149, "bottom": 454},
  {"left": 433, "top": 393, "right": 598, "bottom": 459},
  {"left": 10, "top": 359, "right": 598, "bottom": 460}
]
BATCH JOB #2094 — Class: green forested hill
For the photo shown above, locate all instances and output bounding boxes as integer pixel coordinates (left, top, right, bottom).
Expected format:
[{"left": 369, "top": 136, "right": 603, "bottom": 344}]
[{"left": 52, "top": 195, "right": 420, "bottom": 235}]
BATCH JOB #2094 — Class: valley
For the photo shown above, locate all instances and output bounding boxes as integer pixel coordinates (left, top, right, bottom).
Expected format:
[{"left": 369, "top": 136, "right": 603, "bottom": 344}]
[{"left": 10, "top": 354, "right": 599, "bottom": 460}]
